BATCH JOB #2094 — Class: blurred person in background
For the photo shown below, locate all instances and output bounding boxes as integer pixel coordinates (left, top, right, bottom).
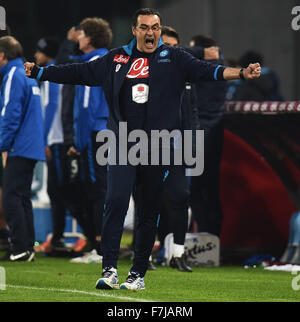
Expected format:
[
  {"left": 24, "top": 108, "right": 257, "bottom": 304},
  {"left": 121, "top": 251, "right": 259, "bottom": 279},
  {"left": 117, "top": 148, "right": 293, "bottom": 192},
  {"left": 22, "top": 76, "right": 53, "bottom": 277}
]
[
  {"left": 66, "top": 17, "right": 112, "bottom": 263},
  {"left": 0, "top": 36, "right": 45, "bottom": 261},
  {"left": 156, "top": 27, "right": 224, "bottom": 272},
  {"left": 0, "top": 25, "right": 11, "bottom": 252},
  {"left": 158, "top": 26, "right": 192, "bottom": 272},
  {"left": 34, "top": 36, "right": 68, "bottom": 253},
  {"left": 54, "top": 25, "right": 88, "bottom": 254},
  {"left": 34, "top": 36, "right": 90, "bottom": 256},
  {"left": 189, "top": 34, "right": 227, "bottom": 238},
  {"left": 230, "top": 50, "right": 283, "bottom": 101}
]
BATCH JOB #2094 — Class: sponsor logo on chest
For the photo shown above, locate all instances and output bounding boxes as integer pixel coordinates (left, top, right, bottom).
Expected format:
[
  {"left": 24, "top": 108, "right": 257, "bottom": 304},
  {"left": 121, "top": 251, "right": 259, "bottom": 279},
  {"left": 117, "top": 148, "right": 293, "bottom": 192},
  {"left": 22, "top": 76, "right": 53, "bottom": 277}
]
[
  {"left": 126, "top": 58, "right": 149, "bottom": 79},
  {"left": 113, "top": 54, "right": 130, "bottom": 64}
]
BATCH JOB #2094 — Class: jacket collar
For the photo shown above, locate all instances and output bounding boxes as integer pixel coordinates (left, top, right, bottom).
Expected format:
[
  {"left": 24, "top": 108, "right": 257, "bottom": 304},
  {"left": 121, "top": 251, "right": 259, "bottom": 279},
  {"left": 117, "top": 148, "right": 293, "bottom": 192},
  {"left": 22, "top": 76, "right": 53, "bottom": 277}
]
[
  {"left": 80, "top": 48, "right": 108, "bottom": 62},
  {"left": 45, "top": 60, "right": 55, "bottom": 67},
  {"left": 122, "top": 37, "right": 164, "bottom": 56},
  {"left": 0, "top": 57, "right": 24, "bottom": 75}
]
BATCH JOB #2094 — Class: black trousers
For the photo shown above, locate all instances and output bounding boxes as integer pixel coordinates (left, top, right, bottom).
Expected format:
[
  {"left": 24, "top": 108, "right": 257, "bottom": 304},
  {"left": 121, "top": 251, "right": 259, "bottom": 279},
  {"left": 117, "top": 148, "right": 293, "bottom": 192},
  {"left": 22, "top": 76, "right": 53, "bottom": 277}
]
[
  {"left": 102, "top": 163, "right": 168, "bottom": 277},
  {"left": 158, "top": 166, "right": 190, "bottom": 246},
  {"left": 79, "top": 131, "right": 107, "bottom": 249},
  {"left": 190, "top": 116, "right": 224, "bottom": 236},
  {"left": 2, "top": 156, "right": 36, "bottom": 254},
  {"left": 47, "top": 143, "right": 87, "bottom": 242}
]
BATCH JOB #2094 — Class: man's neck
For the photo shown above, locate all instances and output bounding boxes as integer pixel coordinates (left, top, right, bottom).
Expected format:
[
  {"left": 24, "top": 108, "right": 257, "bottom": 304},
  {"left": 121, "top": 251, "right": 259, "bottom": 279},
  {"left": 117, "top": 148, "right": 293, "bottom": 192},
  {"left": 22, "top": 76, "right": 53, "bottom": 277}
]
[
  {"left": 45, "top": 58, "right": 53, "bottom": 65},
  {"left": 83, "top": 46, "right": 96, "bottom": 54}
]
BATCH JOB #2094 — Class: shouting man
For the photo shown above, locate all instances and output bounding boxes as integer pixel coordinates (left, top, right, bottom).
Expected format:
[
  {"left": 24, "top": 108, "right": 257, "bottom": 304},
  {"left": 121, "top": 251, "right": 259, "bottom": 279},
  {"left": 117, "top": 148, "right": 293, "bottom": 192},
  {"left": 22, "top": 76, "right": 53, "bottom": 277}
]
[{"left": 24, "top": 8, "right": 261, "bottom": 291}]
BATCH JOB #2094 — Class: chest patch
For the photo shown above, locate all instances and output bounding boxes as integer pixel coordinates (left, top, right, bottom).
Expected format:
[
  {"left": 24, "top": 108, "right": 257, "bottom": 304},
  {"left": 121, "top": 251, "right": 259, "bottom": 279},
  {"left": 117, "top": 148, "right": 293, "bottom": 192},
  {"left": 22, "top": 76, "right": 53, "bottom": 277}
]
[
  {"left": 132, "top": 83, "right": 149, "bottom": 104},
  {"left": 126, "top": 58, "right": 149, "bottom": 79}
]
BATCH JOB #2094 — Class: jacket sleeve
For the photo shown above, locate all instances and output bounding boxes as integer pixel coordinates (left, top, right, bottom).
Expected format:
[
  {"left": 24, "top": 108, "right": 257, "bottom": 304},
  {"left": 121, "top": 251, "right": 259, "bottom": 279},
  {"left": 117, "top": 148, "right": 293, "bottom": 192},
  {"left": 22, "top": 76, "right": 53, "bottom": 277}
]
[
  {"left": 43, "top": 81, "right": 60, "bottom": 146},
  {"left": 176, "top": 47, "right": 226, "bottom": 83},
  {"left": 31, "top": 53, "right": 110, "bottom": 87},
  {"left": 0, "top": 72, "right": 24, "bottom": 152},
  {"left": 184, "top": 46, "right": 204, "bottom": 60}
]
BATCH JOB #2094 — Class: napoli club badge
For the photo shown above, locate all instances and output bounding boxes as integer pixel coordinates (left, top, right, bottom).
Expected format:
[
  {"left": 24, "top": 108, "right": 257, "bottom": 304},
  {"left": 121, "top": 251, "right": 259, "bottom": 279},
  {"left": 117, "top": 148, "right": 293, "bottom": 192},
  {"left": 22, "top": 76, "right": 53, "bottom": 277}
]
[{"left": 160, "top": 50, "right": 169, "bottom": 57}]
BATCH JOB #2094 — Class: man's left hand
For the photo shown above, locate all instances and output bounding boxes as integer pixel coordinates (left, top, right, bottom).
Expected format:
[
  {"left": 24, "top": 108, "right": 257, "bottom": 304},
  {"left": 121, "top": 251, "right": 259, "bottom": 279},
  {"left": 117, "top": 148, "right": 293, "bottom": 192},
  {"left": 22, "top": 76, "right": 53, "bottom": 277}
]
[{"left": 243, "top": 63, "right": 261, "bottom": 79}]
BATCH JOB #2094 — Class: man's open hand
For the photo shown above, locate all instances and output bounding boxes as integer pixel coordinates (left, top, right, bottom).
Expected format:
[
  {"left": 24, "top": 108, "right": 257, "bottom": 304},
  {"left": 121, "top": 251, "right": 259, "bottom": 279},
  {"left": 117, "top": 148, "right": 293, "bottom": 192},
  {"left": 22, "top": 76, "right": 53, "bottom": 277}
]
[
  {"left": 243, "top": 63, "right": 261, "bottom": 79},
  {"left": 24, "top": 62, "right": 35, "bottom": 77}
]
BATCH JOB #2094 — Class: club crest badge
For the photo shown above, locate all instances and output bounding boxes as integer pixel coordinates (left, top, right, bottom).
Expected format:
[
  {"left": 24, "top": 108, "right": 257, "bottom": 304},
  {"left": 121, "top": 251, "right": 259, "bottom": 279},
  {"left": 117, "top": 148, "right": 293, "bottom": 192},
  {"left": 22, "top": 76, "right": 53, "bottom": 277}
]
[{"left": 160, "top": 50, "right": 169, "bottom": 57}]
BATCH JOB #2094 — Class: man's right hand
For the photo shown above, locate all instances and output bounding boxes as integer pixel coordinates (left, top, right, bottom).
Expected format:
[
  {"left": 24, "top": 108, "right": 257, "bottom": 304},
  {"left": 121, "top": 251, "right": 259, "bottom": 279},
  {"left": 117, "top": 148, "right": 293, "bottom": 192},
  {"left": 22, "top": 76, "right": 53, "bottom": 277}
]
[
  {"left": 45, "top": 146, "right": 52, "bottom": 162},
  {"left": 204, "top": 46, "right": 219, "bottom": 61},
  {"left": 67, "top": 146, "right": 80, "bottom": 157},
  {"left": 67, "top": 27, "right": 81, "bottom": 43},
  {"left": 24, "top": 62, "right": 35, "bottom": 77}
]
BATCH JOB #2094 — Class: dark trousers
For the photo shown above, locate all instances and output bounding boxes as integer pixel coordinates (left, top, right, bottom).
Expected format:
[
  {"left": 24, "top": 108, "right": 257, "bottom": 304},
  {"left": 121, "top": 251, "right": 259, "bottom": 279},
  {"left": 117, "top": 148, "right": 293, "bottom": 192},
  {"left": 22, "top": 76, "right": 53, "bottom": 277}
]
[
  {"left": 2, "top": 156, "right": 36, "bottom": 254},
  {"left": 190, "top": 116, "right": 224, "bottom": 236},
  {"left": 158, "top": 166, "right": 190, "bottom": 246},
  {"left": 80, "top": 131, "right": 107, "bottom": 249},
  {"left": 102, "top": 164, "right": 167, "bottom": 277},
  {"left": 47, "top": 144, "right": 87, "bottom": 242}
]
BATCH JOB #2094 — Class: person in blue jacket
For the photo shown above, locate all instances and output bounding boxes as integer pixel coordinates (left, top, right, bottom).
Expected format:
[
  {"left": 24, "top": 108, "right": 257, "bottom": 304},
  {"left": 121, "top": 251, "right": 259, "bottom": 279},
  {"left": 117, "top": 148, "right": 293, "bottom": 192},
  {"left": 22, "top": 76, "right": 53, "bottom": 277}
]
[
  {"left": 25, "top": 8, "right": 261, "bottom": 290},
  {"left": 67, "top": 17, "right": 112, "bottom": 260},
  {"left": 0, "top": 26, "right": 12, "bottom": 252},
  {"left": 34, "top": 36, "right": 76, "bottom": 254},
  {"left": 0, "top": 36, "right": 45, "bottom": 261}
]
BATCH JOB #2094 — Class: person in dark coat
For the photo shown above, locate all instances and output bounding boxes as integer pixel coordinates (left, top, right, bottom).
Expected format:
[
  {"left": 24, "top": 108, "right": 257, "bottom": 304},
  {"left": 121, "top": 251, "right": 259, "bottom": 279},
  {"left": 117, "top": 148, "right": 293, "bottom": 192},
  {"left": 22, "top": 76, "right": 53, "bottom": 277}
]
[{"left": 25, "top": 8, "right": 261, "bottom": 290}]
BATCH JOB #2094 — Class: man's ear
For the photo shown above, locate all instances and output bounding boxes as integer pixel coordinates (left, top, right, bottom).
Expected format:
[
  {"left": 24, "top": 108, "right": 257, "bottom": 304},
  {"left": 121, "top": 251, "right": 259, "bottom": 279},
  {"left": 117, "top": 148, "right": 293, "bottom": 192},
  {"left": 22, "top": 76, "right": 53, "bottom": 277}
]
[
  {"left": 87, "top": 36, "right": 92, "bottom": 46},
  {"left": 132, "top": 25, "right": 136, "bottom": 37},
  {"left": 0, "top": 51, "right": 5, "bottom": 60}
]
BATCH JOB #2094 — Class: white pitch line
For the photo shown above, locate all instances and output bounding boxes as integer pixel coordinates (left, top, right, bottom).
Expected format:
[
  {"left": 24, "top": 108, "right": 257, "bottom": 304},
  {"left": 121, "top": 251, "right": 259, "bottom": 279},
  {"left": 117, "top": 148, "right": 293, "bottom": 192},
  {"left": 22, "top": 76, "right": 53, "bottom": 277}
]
[{"left": 5, "top": 284, "right": 155, "bottom": 302}]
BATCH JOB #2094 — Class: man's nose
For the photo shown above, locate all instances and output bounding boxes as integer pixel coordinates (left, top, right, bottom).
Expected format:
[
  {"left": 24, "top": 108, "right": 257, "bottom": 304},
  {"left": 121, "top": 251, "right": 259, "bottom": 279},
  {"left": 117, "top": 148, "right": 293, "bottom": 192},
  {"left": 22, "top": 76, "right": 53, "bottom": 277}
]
[{"left": 146, "top": 28, "right": 154, "bottom": 36}]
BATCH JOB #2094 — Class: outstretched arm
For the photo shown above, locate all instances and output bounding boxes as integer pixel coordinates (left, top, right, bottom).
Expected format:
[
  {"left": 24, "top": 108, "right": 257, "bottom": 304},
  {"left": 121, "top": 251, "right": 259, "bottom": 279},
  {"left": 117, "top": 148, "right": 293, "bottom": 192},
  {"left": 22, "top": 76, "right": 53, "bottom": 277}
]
[
  {"left": 223, "top": 63, "right": 261, "bottom": 80},
  {"left": 24, "top": 55, "right": 109, "bottom": 87},
  {"left": 178, "top": 47, "right": 261, "bottom": 83}
]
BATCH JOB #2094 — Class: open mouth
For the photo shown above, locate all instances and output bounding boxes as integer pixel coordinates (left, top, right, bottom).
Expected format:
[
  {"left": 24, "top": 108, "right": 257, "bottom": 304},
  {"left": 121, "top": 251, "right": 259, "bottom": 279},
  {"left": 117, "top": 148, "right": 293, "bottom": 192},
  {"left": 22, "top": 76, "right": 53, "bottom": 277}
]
[{"left": 145, "top": 38, "right": 155, "bottom": 49}]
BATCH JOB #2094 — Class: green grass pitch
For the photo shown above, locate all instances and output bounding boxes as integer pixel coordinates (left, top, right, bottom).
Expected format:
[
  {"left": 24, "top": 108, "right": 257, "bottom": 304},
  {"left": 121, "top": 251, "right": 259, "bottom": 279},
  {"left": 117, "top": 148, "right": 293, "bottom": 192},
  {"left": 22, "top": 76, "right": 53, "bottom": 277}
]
[{"left": 0, "top": 252, "right": 300, "bottom": 302}]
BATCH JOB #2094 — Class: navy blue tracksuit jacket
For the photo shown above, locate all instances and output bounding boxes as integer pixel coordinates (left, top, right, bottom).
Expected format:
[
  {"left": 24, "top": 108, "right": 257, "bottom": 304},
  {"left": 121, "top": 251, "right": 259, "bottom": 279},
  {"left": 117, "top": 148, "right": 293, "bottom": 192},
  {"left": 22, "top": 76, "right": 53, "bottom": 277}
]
[{"left": 32, "top": 38, "right": 225, "bottom": 136}]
